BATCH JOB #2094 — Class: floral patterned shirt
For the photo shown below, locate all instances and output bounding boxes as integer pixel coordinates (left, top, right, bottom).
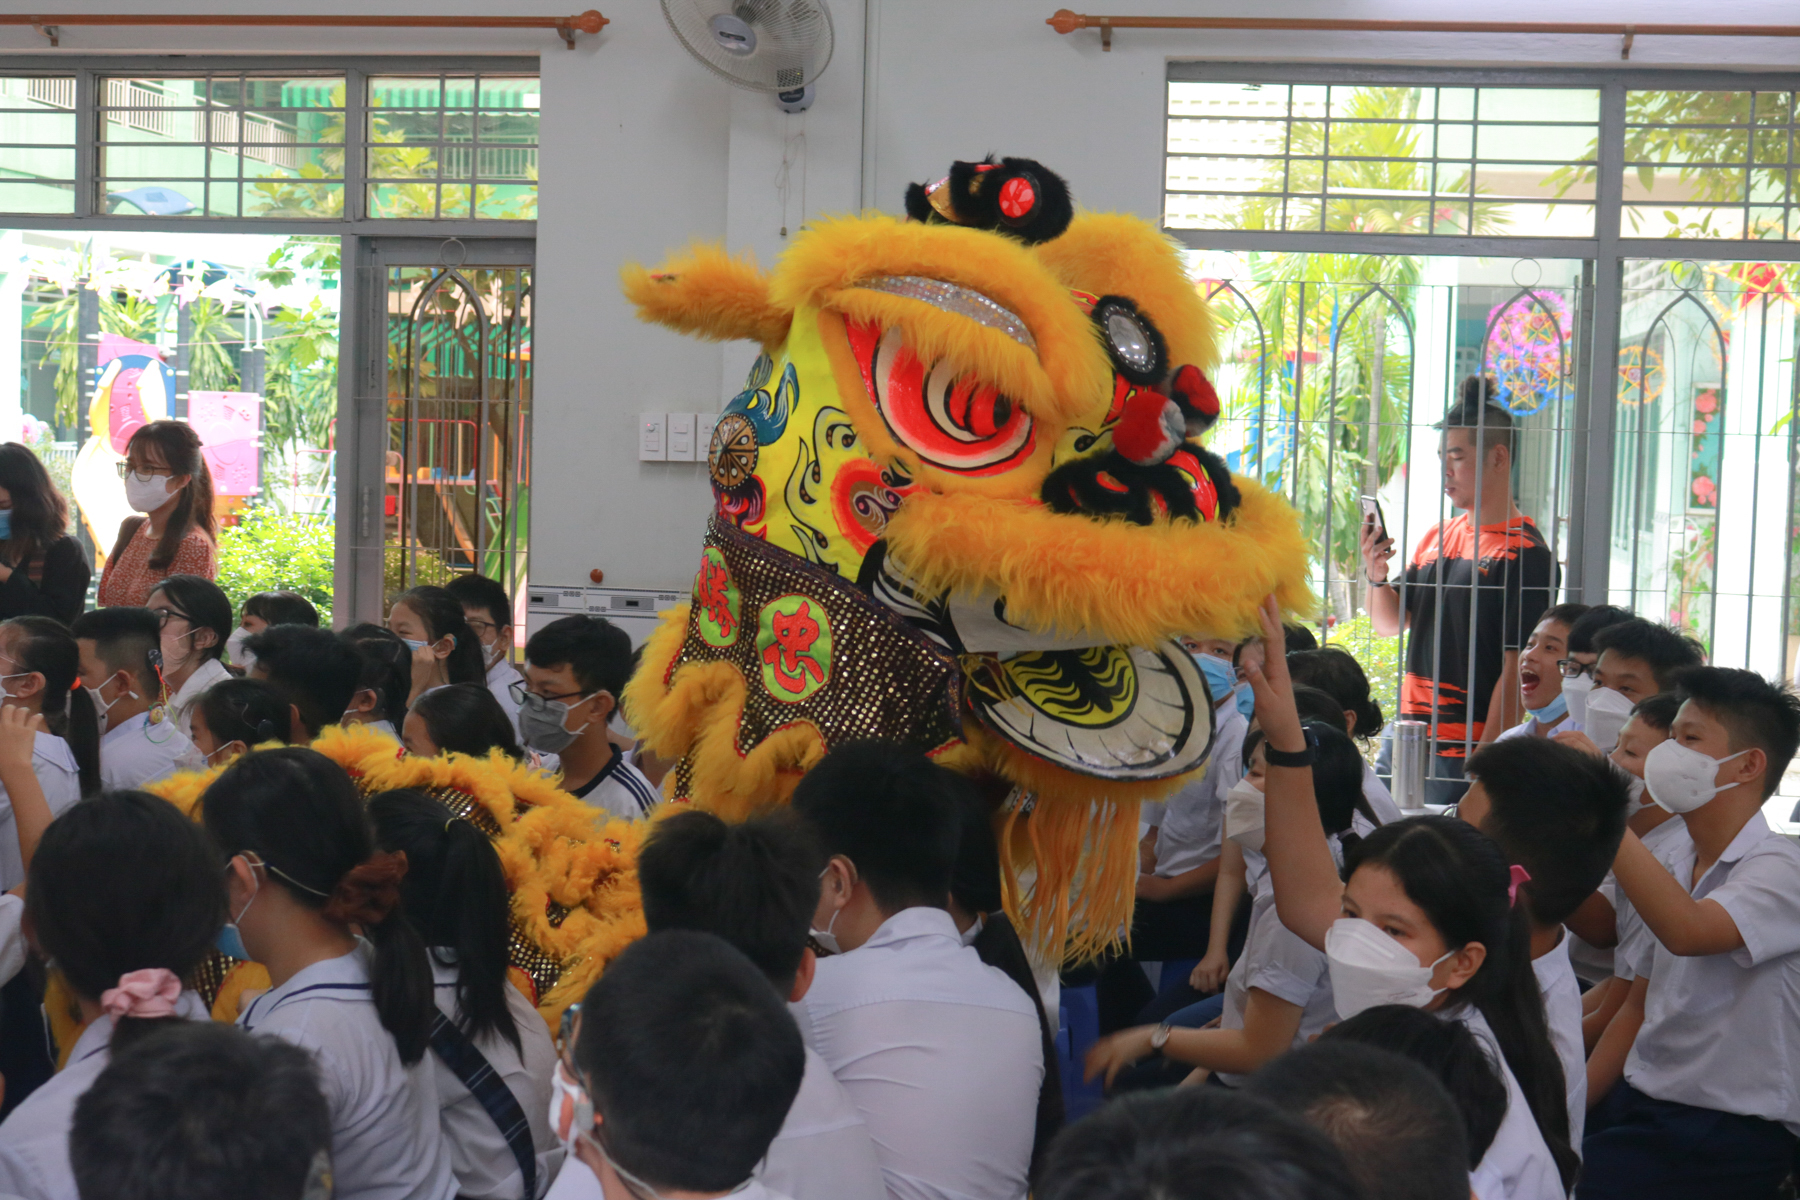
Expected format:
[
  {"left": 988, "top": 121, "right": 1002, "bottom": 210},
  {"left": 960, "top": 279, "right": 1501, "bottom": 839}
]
[{"left": 97, "top": 519, "right": 217, "bottom": 607}]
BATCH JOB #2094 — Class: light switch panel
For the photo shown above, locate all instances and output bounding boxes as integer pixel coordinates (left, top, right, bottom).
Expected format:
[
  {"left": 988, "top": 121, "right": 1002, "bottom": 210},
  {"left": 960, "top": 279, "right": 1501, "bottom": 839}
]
[
  {"left": 694, "top": 412, "right": 720, "bottom": 461},
  {"left": 638, "top": 413, "right": 666, "bottom": 461},
  {"left": 666, "top": 412, "right": 697, "bottom": 462}
]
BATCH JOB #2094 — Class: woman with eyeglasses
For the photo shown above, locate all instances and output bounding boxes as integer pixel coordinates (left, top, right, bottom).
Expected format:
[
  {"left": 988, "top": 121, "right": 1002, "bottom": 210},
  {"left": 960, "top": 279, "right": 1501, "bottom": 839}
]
[
  {"left": 97, "top": 420, "right": 218, "bottom": 607},
  {"left": 0, "top": 443, "right": 89, "bottom": 625},
  {"left": 145, "top": 574, "right": 234, "bottom": 738}
]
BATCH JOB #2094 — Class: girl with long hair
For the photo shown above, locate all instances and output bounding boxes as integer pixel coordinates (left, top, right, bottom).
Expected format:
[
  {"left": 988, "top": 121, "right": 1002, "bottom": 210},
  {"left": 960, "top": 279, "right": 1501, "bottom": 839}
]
[
  {"left": 202, "top": 747, "right": 452, "bottom": 1200},
  {"left": 403, "top": 684, "right": 524, "bottom": 762},
  {"left": 0, "top": 617, "right": 99, "bottom": 884},
  {"left": 387, "top": 586, "right": 484, "bottom": 709},
  {"left": 1249, "top": 598, "right": 1576, "bottom": 1199},
  {"left": 0, "top": 442, "right": 88, "bottom": 624},
  {"left": 98, "top": 420, "right": 217, "bottom": 607},
  {"left": 341, "top": 624, "right": 412, "bottom": 741},
  {"left": 145, "top": 574, "right": 233, "bottom": 738},
  {"left": 370, "top": 789, "right": 560, "bottom": 1200},
  {"left": 190, "top": 677, "right": 294, "bottom": 766}
]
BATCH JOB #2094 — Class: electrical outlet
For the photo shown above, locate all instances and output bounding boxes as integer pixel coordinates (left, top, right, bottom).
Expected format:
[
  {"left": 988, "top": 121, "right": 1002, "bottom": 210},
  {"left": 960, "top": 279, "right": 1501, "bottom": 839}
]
[
  {"left": 694, "top": 412, "right": 720, "bottom": 459},
  {"left": 638, "top": 413, "right": 666, "bottom": 461},
  {"left": 667, "top": 412, "right": 697, "bottom": 462}
]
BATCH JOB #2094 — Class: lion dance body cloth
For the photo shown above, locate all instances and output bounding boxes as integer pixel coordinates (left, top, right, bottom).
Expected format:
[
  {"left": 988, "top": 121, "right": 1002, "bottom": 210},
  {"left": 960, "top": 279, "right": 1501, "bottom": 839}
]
[{"left": 624, "top": 157, "right": 1314, "bottom": 963}]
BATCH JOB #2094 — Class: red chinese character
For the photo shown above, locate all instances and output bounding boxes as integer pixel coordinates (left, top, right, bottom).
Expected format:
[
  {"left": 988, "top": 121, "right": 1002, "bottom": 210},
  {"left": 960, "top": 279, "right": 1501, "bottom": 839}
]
[
  {"left": 762, "top": 601, "right": 825, "bottom": 694},
  {"left": 698, "top": 558, "right": 736, "bottom": 640}
]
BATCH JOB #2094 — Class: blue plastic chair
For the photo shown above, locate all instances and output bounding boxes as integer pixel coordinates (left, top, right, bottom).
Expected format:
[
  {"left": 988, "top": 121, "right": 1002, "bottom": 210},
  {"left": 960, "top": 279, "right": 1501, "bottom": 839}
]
[{"left": 1059, "top": 982, "right": 1106, "bottom": 1121}]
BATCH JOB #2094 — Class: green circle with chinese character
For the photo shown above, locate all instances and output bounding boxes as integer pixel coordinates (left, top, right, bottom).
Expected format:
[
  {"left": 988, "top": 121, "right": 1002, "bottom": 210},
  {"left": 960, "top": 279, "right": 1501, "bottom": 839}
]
[
  {"left": 693, "top": 547, "right": 742, "bottom": 648},
  {"left": 755, "top": 593, "right": 833, "bottom": 703}
]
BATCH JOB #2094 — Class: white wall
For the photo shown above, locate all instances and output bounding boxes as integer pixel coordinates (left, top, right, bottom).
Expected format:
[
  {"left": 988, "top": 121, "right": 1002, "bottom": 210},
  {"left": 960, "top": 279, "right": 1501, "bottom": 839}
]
[{"left": 8, "top": 0, "right": 1800, "bottom": 593}]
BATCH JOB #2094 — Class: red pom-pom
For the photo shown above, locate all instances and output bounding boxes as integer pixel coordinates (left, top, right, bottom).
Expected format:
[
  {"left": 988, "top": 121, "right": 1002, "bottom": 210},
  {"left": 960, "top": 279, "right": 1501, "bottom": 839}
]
[
  {"left": 1113, "top": 388, "right": 1183, "bottom": 466},
  {"left": 1171, "top": 364, "right": 1219, "bottom": 419}
]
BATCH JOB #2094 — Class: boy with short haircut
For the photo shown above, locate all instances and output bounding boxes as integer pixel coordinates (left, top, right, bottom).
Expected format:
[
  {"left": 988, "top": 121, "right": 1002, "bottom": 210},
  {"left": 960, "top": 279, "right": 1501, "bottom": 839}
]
[
  {"left": 1495, "top": 601, "right": 1588, "bottom": 742},
  {"left": 637, "top": 809, "right": 884, "bottom": 1200},
  {"left": 1578, "top": 667, "right": 1800, "bottom": 1199},
  {"left": 521, "top": 615, "right": 656, "bottom": 819},
  {"left": 1458, "top": 735, "right": 1632, "bottom": 1147},
  {"left": 241, "top": 623, "right": 363, "bottom": 742},
  {"left": 445, "top": 573, "right": 522, "bottom": 736},
  {"left": 548, "top": 930, "right": 806, "bottom": 1200},
  {"left": 1557, "top": 619, "right": 1703, "bottom": 755},
  {"left": 70, "top": 607, "right": 202, "bottom": 789}
]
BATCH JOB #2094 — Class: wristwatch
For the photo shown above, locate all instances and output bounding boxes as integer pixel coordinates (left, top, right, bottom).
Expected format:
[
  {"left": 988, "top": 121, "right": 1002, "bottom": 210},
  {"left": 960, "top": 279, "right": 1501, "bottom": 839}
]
[
  {"left": 1149, "top": 1022, "right": 1173, "bottom": 1052},
  {"left": 1263, "top": 725, "right": 1319, "bottom": 768}
]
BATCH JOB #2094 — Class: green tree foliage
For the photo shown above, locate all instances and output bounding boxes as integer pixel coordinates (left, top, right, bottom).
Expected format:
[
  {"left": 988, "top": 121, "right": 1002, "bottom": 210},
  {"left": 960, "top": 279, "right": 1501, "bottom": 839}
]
[{"left": 214, "top": 504, "right": 335, "bottom": 623}]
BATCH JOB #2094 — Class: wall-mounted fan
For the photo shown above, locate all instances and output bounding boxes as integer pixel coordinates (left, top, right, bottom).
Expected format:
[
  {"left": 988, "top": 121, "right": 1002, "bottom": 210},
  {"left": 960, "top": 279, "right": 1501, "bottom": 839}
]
[{"left": 661, "top": 0, "right": 834, "bottom": 112}]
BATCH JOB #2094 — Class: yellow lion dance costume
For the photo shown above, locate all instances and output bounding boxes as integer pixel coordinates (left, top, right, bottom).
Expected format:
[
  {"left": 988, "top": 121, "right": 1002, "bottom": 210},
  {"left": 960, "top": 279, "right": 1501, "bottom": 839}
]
[{"left": 623, "top": 157, "right": 1311, "bottom": 962}]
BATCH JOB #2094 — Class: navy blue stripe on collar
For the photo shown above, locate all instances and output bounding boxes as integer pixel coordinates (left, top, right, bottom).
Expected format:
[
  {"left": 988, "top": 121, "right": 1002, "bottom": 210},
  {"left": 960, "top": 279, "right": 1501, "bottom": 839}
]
[{"left": 245, "top": 981, "right": 372, "bottom": 1029}]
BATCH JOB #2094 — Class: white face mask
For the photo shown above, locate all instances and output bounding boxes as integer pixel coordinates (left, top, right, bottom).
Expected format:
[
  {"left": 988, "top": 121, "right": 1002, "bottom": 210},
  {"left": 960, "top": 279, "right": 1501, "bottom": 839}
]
[
  {"left": 1223, "top": 778, "right": 1266, "bottom": 853},
  {"left": 1325, "top": 917, "right": 1455, "bottom": 1020},
  {"left": 810, "top": 861, "right": 847, "bottom": 954},
  {"left": 1625, "top": 774, "right": 1650, "bottom": 817},
  {"left": 87, "top": 678, "right": 134, "bottom": 735},
  {"left": 123, "top": 471, "right": 176, "bottom": 514},
  {"left": 548, "top": 1058, "right": 595, "bottom": 1156},
  {"left": 1643, "top": 739, "right": 1748, "bottom": 814},
  {"left": 1561, "top": 671, "right": 1594, "bottom": 727},
  {"left": 226, "top": 627, "right": 255, "bottom": 673},
  {"left": 1583, "top": 686, "right": 1635, "bottom": 753}
]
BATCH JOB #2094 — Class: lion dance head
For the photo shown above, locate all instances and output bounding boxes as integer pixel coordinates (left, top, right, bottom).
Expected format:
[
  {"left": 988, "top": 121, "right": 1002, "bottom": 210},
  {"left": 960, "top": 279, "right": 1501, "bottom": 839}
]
[{"left": 623, "top": 157, "right": 1311, "bottom": 962}]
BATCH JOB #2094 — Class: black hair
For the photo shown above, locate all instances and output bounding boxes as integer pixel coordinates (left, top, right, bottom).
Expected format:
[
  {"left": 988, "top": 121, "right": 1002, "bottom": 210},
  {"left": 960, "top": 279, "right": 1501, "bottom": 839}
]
[
  {"left": 241, "top": 625, "right": 362, "bottom": 739},
  {"left": 791, "top": 739, "right": 960, "bottom": 912},
  {"left": 1290, "top": 685, "right": 1348, "bottom": 733},
  {"left": 27, "top": 790, "right": 225, "bottom": 1050},
  {"left": 392, "top": 585, "right": 484, "bottom": 686},
  {"left": 1676, "top": 666, "right": 1800, "bottom": 800},
  {"left": 195, "top": 678, "right": 293, "bottom": 753},
  {"left": 1631, "top": 690, "right": 1682, "bottom": 733},
  {"left": 369, "top": 790, "right": 520, "bottom": 1052},
  {"left": 201, "top": 748, "right": 434, "bottom": 1064},
  {"left": 524, "top": 613, "right": 633, "bottom": 699},
  {"left": 1343, "top": 817, "right": 1577, "bottom": 1189},
  {"left": 1437, "top": 375, "right": 1515, "bottom": 462},
  {"left": 242, "top": 590, "right": 320, "bottom": 629},
  {"left": 343, "top": 624, "right": 412, "bottom": 726},
  {"left": 444, "top": 573, "right": 512, "bottom": 628},
  {"left": 1465, "top": 737, "right": 1629, "bottom": 926},
  {"left": 71, "top": 1021, "right": 330, "bottom": 1200},
  {"left": 574, "top": 930, "right": 805, "bottom": 1194},
  {"left": 1039, "top": 1086, "right": 1362, "bottom": 1200},
  {"left": 147, "top": 574, "right": 233, "bottom": 664},
  {"left": 410, "top": 683, "right": 522, "bottom": 761},
  {"left": 1288, "top": 646, "right": 1383, "bottom": 740},
  {"left": 1282, "top": 622, "right": 1319, "bottom": 653},
  {"left": 1591, "top": 619, "right": 1706, "bottom": 692},
  {"left": 124, "top": 420, "right": 216, "bottom": 569},
  {"left": 0, "top": 441, "right": 69, "bottom": 564},
  {"left": 1248, "top": 1037, "right": 1474, "bottom": 1200},
  {"left": 2, "top": 615, "right": 100, "bottom": 795},
  {"left": 1245, "top": 721, "right": 1373, "bottom": 855},
  {"left": 71, "top": 605, "right": 161, "bottom": 696},
  {"left": 1539, "top": 602, "right": 1590, "bottom": 632},
  {"left": 1565, "top": 604, "right": 1635, "bottom": 656},
  {"left": 639, "top": 808, "right": 822, "bottom": 992},
  {"left": 1319, "top": 1005, "right": 1506, "bottom": 1170}
]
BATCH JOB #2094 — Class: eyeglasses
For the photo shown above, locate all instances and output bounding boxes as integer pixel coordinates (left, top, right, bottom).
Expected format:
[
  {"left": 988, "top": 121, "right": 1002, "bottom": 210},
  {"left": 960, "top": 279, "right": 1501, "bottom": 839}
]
[
  {"left": 1556, "top": 658, "right": 1596, "bottom": 679},
  {"left": 464, "top": 616, "right": 500, "bottom": 636},
  {"left": 508, "top": 680, "right": 593, "bottom": 711},
  {"left": 114, "top": 463, "right": 173, "bottom": 481},
  {"left": 147, "top": 606, "right": 192, "bottom": 629}
]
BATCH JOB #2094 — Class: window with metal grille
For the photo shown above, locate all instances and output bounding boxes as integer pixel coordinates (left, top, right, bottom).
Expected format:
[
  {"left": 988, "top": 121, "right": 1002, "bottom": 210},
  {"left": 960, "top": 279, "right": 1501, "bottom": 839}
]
[
  {"left": 365, "top": 75, "right": 539, "bottom": 221},
  {"left": 0, "top": 77, "right": 77, "bottom": 214}
]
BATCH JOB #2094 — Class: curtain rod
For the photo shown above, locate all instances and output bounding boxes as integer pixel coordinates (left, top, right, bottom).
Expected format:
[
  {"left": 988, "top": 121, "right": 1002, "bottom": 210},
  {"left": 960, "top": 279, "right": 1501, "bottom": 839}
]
[
  {"left": 5, "top": 11, "right": 608, "bottom": 50},
  {"left": 1046, "top": 9, "right": 1800, "bottom": 58}
]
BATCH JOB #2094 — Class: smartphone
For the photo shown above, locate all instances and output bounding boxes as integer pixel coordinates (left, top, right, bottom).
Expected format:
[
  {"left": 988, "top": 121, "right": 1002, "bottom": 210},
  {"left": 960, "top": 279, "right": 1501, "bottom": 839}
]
[{"left": 1359, "top": 494, "right": 1388, "bottom": 543}]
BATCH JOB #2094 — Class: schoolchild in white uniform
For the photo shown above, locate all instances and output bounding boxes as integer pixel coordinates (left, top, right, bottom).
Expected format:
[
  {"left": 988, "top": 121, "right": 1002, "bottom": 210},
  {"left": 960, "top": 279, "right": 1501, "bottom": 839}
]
[
  {"left": 1492, "top": 605, "right": 1588, "bottom": 745},
  {"left": 1245, "top": 597, "right": 1578, "bottom": 1200},
  {"left": 242, "top": 623, "right": 367, "bottom": 744},
  {"left": 445, "top": 573, "right": 525, "bottom": 741},
  {"left": 519, "top": 616, "right": 657, "bottom": 821},
  {"left": 0, "top": 790, "right": 225, "bottom": 1200},
  {"left": 402, "top": 684, "right": 527, "bottom": 765},
  {"left": 71, "top": 607, "right": 203, "bottom": 790},
  {"left": 372, "top": 789, "right": 562, "bottom": 1200},
  {"left": 637, "top": 809, "right": 884, "bottom": 1200},
  {"left": 1581, "top": 667, "right": 1800, "bottom": 1200},
  {"left": 145, "top": 574, "right": 234, "bottom": 740},
  {"left": 204, "top": 747, "right": 455, "bottom": 1200},
  {"left": 0, "top": 618, "right": 95, "bottom": 888},
  {"left": 343, "top": 623, "right": 413, "bottom": 743},
  {"left": 389, "top": 586, "right": 487, "bottom": 712},
  {"left": 188, "top": 677, "right": 297, "bottom": 768},
  {"left": 1284, "top": 646, "right": 1405, "bottom": 826},
  {"left": 543, "top": 931, "right": 803, "bottom": 1200}
]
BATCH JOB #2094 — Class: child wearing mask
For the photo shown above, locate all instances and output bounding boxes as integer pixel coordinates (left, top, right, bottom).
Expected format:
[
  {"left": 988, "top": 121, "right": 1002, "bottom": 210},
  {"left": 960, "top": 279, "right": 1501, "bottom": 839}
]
[
  {"left": 228, "top": 590, "right": 320, "bottom": 674},
  {"left": 1579, "top": 668, "right": 1800, "bottom": 1199},
  {"left": 341, "top": 625, "right": 412, "bottom": 742},
  {"left": 1553, "top": 619, "right": 1702, "bottom": 756},
  {"left": 444, "top": 574, "right": 523, "bottom": 738},
  {"left": 388, "top": 587, "right": 485, "bottom": 710},
  {"left": 70, "top": 607, "right": 202, "bottom": 790},
  {"left": 0, "top": 617, "right": 96, "bottom": 883},
  {"left": 1492, "top": 603, "right": 1589, "bottom": 743},
  {"left": 189, "top": 678, "right": 294, "bottom": 767},
  {"left": 203, "top": 748, "right": 453, "bottom": 1200},
  {"left": 520, "top": 616, "right": 656, "bottom": 820},
  {"left": 145, "top": 575, "right": 233, "bottom": 738},
  {"left": 1249, "top": 597, "right": 1577, "bottom": 1200}
]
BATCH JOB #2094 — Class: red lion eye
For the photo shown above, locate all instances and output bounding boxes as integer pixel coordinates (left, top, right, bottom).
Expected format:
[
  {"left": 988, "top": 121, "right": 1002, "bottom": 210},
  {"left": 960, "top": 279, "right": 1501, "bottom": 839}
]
[{"left": 998, "top": 176, "right": 1036, "bottom": 221}]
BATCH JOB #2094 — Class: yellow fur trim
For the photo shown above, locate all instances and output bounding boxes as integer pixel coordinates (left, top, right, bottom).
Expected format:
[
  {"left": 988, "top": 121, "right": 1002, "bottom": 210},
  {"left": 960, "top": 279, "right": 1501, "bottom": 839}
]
[
  {"left": 1032, "top": 212, "right": 1218, "bottom": 372},
  {"left": 212, "top": 961, "right": 273, "bottom": 1022},
  {"left": 45, "top": 971, "right": 83, "bottom": 1070},
  {"left": 1001, "top": 793, "right": 1141, "bottom": 967},
  {"left": 621, "top": 243, "right": 791, "bottom": 349},
  {"left": 769, "top": 214, "right": 1111, "bottom": 425},
  {"left": 882, "top": 477, "right": 1316, "bottom": 645}
]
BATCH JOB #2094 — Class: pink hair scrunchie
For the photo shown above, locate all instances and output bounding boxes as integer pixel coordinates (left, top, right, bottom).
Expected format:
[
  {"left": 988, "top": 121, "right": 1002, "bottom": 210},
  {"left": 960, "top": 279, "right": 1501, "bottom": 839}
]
[{"left": 99, "top": 968, "right": 182, "bottom": 1022}]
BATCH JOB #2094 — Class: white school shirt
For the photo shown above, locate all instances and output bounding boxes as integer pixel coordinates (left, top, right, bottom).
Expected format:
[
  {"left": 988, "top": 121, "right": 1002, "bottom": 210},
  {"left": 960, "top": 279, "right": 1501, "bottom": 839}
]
[
  {"left": 1449, "top": 1005, "right": 1564, "bottom": 1200},
  {"left": 0, "top": 896, "right": 24, "bottom": 992},
  {"left": 98, "top": 709, "right": 203, "bottom": 792},
  {"left": 0, "top": 732, "right": 80, "bottom": 892},
  {"left": 366, "top": 718, "right": 401, "bottom": 742},
  {"left": 565, "top": 747, "right": 660, "bottom": 822},
  {"left": 240, "top": 944, "right": 456, "bottom": 1200},
  {"left": 759, "top": 1046, "right": 886, "bottom": 1200},
  {"left": 543, "top": 1157, "right": 795, "bottom": 1200},
  {"left": 1610, "top": 815, "right": 1690, "bottom": 982},
  {"left": 428, "top": 957, "right": 563, "bottom": 1200},
  {"left": 1151, "top": 707, "right": 1246, "bottom": 876},
  {"left": 168, "top": 657, "right": 233, "bottom": 739},
  {"left": 793, "top": 907, "right": 1042, "bottom": 1200},
  {"left": 1359, "top": 762, "right": 1404, "bottom": 824},
  {"left": 0, "top": 990, "right": 209, "bottom": 1200},
  {"left": 1494, "top": 715, "right": 1583, "bottom": 744},
  {"left": 1624, "top": 811, "right": 1800, "bottom": 1135},
  {"left": 487, "top": 658, "right": 524, "bottom": 740},
  {"left": 1531, "top": 930, "right": 1587, "bottom": 1149},
  {"left": 1214, "top": 883, "right": 1336, "bottom": 1086}
]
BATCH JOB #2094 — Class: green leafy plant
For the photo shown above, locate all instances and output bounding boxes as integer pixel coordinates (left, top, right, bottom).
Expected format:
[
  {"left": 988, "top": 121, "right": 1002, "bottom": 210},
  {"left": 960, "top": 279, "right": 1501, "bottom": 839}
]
[
  {"left": 1324, "top": 614, "right": 1408, "bottom": 740},
  {"left": 214, "top": 504, "right": 335, "bottom": 623}
]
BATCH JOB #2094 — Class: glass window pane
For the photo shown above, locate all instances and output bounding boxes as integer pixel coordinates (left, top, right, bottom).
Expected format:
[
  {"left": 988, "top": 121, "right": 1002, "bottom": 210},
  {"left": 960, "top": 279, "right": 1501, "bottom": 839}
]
[
  {"left": 0, "top": 180, "right": 74, "bottom": 213},
  {"left": 364, "top": 75, "right": 536, "bottom": 219},
  {"left": 475, "top": 183, "right": 534, "bottom": 220},
  {"left": 0, "top": 78, "right": 78, "bottom": 214}
]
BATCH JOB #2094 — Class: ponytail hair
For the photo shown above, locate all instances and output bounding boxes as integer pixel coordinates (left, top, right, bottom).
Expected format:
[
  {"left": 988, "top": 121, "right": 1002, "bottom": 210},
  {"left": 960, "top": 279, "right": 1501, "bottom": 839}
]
[
  {"left": 1342, "top": 817, "right": 1577, "bottom": 1190},
  {"left": 1307, "top": 720, "right": 1370, "bottom": 864},
  {"left": 392, "top": 586, "right": 485, "bottom": 688},
  {"left": 200, "top": 748, "right": 434, "bottom": 1065},
  {"left": 3, "top": 615, "right": 101, "bottom": 795},
  {"left": 369, "top": 789, "right": 520, "bottom": 1052},
  {"left": 343, "top": 625, "right": 412, "bottom": 725},
  {"left": 124, "top": 420, "right": 216, "bottom": 569},
  {"left": 197, "top": 678, "right": 293, "bottom": 750},
  {"left": 1288, "top": 647, "right": 1385, "bottom": 741}
]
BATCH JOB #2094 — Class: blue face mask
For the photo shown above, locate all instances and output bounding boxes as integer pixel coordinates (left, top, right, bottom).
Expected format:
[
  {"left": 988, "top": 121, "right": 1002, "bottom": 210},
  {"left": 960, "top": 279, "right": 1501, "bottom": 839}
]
[
  {"left": 1233, "top": 679, "right": 1256, "bottom": 719},
  {"left": 1194, "top": 652, "right": 1238, "bottom": 710},
  {"left": 0, "top": 511, "right": 13, "bottom": 541},
  {"left": 215, "top": 856, "right": 261, "bottom": 962},
  {"left": 1528, "top": 690, "right": 1570, "bottom": 725}
]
